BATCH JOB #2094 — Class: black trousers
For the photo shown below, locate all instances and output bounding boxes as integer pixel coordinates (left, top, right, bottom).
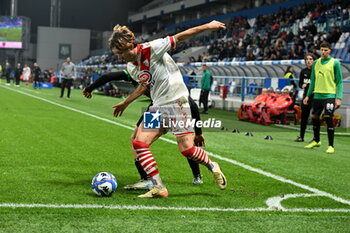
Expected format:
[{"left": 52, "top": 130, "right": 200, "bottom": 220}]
[
  {"left": 299, "top": 99, "right": 313, "bottom": 138},
  {"left": 15, "top": 76, "right": 21, "bottom": 85},
  {"left": 6, "top": 74, "right": 11, "bottom": 83},
  {"left": 199, "top": 89, "right": 209, "bottom": 112},
  {"left": 60, "top": 78, "right": 73, "bottom": 97}
]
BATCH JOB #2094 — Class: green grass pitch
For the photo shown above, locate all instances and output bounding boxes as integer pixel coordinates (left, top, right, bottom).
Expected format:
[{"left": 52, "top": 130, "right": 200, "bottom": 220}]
[
  {"left": 0, "top": 26, "right": 22, "bottom": 42},
  {"left": 0, "top": 84, "right": 349, "bottom": 232}
]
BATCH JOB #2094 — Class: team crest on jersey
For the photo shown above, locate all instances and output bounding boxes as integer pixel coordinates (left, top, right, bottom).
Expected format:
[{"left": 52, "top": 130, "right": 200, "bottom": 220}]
[{"left": 138, "top": 70, "right": 152, "bottom": 84}]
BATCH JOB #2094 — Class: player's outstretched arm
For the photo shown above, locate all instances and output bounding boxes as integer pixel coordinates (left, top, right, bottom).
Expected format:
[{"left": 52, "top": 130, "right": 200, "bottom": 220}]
[
  {"left": 174, "top": 20, "right": 226, "bottom": 43},
  {"left": 83, "top": 71, "right": 129, "bottom": 99},
  {"left": 112, "top": 85, "right": 147, "bottom": 117}
]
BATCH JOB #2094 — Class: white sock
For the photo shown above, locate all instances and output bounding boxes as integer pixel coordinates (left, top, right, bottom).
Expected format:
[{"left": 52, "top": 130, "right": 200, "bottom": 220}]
[{"left": 151, "top": 174, "right": 164, "bottom": 188}]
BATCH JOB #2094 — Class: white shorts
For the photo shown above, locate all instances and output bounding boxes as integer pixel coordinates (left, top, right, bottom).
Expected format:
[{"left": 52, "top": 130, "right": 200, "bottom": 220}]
[{"left": 149, "top": 97, "right": 194, "bottom": 136}]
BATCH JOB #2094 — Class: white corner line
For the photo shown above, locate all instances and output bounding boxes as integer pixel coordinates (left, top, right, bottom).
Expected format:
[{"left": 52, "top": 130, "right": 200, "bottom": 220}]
[{"left": 266, "top": 193, "right": 322, "bottom": 210}]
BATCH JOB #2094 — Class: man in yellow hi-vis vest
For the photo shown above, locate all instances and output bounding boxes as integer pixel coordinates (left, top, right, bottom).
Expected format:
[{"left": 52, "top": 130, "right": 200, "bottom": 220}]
[{"left": 303, "top": 41, "right": 343, "bottom": 154}]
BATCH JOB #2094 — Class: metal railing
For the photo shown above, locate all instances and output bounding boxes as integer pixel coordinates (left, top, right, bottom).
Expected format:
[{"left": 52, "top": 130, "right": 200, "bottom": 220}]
[{"left": 187, "top": 75, "right": 350, "bottom": 105}]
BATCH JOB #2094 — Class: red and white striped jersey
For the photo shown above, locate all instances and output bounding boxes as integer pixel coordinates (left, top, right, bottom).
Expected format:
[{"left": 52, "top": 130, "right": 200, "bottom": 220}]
[{"left": 126, "top": 36, "right": 189, "bottom": 105}]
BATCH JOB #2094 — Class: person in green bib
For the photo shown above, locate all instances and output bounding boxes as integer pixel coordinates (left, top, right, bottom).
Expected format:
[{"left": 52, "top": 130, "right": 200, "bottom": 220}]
[{"left": 303, "top": 41, "right": 343, "bottom": 154}]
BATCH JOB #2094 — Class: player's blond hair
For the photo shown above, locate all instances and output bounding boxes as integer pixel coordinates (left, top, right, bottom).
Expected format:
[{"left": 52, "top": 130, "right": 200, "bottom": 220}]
[{"left": 108, "top": 24, "right": 136, "bottom": 51}]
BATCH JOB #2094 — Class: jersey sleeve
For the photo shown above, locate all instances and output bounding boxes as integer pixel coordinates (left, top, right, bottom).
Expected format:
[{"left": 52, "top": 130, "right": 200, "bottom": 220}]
[
  {"left": 149, "top": 36, "right": 176, "bottom": 60},
  {"left": 126, "top": 64, "right": 140, "bottom": 83},
  {"left": 298, "top": 69, "right": 304, "bottom": 89},
  {"left": 307, "top": 61, "right": 317, "bottom": 97},
  {"left": 85, "top": 71, "right": 129, "bottom": 92},
  {"left": 334, "top": 60, "right": 343, "bottom": 99}
]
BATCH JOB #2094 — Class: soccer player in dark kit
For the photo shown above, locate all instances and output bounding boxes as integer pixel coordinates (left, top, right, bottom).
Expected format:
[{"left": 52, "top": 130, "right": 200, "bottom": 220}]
[{"left": 295, "top": 53, "right": 317, "bottom": 142}]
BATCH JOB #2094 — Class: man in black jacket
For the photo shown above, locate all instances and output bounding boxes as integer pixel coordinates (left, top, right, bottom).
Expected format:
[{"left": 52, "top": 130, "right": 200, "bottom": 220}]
[
  {"left": 14, "top": 63, "right": 23, "bottom": 87},
  {"left": 295, "top": 53, "right": 317, "bottom": 142},
  {"left": 32, "top": 62, "right": 42, "bottom": 88},
  {"left": 5, "top": 62, "right": 12, "bottom": 86}
]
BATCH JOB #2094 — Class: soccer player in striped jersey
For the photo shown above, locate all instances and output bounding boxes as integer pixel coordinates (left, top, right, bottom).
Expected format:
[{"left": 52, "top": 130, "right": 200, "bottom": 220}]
[
  {"left": 109, "top": 21, "right": 227, "bottom": 198},
  {"left": 83, "top": 70, "right": 204, "bottom": 188},
  {"left": 303, "top": 41, "right": 343, "bottom": 153}
]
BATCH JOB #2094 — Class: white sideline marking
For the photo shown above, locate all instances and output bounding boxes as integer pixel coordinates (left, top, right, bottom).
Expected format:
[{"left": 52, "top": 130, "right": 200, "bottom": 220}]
[
  {"left": 274, "top": 124, "right": 350, "bottom": 136},
  {"left": 0, "top": 86, "right": 134, "bottom": 131},
  {"left": 1, "top": 203, "right": 350, "bottom": 213},
  {"left": 206, "top": 150, "right": 350, "bottom": 206},
  {"left": 1, "top": 86, "right": 350, "bottom": 210}
]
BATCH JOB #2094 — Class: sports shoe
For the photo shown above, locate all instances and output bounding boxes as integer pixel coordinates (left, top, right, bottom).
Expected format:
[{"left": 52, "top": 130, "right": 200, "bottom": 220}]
[
  {"left": 308, "top": 138, "right": 315, "bottom": 143},
  {"left": 124, "top": 179, "right": 153, "bottom": 190},
  {"left": 138, "top": 186, "right": 168, "bottom": 198},
  {"left": 211, "top": 162, "right": 227, "bottom": 190},
  {"left": 294, "top": 136, "right": 304, "bottom": 142},
  {"left": 304, "top": 140, "right": 321, "bottom": 149},
  {"left": 192, "top": 175, "right": 203, "bottom": 185},
  {"left": 326, "top": 146, "right": 335, "bottom": 154}
]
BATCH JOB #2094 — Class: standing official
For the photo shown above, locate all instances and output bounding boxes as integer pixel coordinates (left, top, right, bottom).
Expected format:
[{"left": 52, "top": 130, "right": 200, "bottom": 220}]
[
  {"left": 60, "top": 57, "right": 76, "bottom": 98},
  {"left": 14, "top": 63, "right": 23, "bottom": 87},
  {"left": 5, "top": 62, "right": 12, "bottom": 86},
  {"left": 32, "top": 63, "right": 42, "bottom": 88},
  {"left": 199, "top": 64, "right": 211, "bottom": 114}
]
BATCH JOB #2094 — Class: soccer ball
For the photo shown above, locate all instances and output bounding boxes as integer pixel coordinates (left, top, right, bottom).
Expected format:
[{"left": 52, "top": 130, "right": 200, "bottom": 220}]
[{"left": 91, "top": 172, "right": 118, "bottom": 197}]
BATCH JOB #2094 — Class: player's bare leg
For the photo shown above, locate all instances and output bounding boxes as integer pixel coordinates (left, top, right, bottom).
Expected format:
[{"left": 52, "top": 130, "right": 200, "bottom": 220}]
[
  {"left": 124, "top": 126, "right": 153, "bottom": 190},
  {"left": 133, "top": 125, "right": 168, "bottom": 198},
  {"left": 177, "top": 134, "right": 227, "bottom": 190}
]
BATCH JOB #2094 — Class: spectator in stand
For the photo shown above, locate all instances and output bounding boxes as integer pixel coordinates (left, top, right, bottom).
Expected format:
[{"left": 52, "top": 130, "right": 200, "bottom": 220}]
[
  {"left": 284, "top": 66, "right": 297, "bottom": 90},
  {"left": 328, "top": 27, "right": 342, "bottom": 44},
  {"left": 246, "top": 49, "right": 256, "bottom": 61},
  {"left": 14, "top": 63, "right": 22, "bottom": 87},
  {"left": 22, "top": 64, "right": 31, "bottom": 86},
  {"left": 286, "top": 31, "right": 294, "bottom": 43},
  {"left": 307, "top": 21, "right": 318, "bottom": 35}
]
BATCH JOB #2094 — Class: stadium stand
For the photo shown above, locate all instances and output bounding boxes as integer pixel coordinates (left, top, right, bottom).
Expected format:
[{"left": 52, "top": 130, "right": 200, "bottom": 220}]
[
  {"left": 75, "top": 0, "right": 350, "bottom": 120},
  {"left": 78, "top": 0, "right": 350, "bottom": 67}
]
